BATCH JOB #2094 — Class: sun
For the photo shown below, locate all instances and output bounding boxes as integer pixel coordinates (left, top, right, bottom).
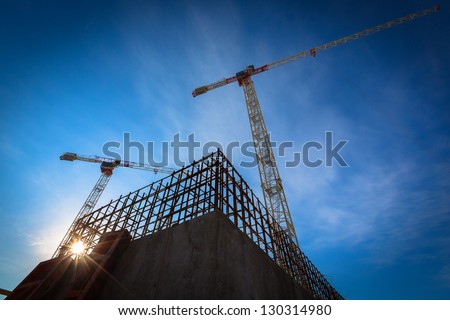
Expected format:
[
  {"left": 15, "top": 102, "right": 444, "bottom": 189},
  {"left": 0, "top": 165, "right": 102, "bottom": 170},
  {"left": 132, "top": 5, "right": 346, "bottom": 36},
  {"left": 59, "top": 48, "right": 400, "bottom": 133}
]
[{"left": 70, "top": 240, "right": 86, "bottom": 259}]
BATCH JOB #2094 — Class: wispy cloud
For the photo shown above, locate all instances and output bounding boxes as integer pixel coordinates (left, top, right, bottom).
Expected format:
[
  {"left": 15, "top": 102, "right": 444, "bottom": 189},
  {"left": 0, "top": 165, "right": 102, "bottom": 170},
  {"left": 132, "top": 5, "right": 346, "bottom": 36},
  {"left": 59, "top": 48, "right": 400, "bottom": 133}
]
[{"left": 293, "top": 153, "right": 450, "bottom": 273}]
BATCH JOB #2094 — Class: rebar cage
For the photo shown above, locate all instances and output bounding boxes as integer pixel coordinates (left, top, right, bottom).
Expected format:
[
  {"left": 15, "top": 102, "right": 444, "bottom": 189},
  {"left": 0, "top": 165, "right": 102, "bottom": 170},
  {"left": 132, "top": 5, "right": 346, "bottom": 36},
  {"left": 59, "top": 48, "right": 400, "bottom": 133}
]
[{"left": 56, "top": 150, "right": 343, "bottom": 299}]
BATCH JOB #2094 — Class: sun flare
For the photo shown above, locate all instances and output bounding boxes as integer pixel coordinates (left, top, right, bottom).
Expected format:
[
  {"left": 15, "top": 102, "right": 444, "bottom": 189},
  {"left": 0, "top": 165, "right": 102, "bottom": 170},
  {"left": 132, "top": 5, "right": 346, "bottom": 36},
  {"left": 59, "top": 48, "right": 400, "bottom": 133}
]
[{"left": 70, "top": 240, "right": 86, "bottom": 258}]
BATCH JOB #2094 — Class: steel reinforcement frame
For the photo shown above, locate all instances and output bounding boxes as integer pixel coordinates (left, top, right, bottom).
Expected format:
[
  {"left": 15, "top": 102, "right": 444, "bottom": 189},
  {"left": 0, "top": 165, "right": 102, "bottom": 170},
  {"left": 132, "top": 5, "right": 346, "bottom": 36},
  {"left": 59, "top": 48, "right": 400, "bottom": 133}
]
[{"left": 56, "top": 150, "right": 343, "bottom": 299}]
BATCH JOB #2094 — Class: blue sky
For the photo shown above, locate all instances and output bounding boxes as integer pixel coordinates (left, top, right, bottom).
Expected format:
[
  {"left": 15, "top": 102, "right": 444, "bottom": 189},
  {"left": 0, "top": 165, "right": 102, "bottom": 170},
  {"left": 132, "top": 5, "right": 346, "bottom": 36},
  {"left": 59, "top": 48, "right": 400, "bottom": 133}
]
[{"left": 0, "top": 0, "right": 449, "bottom": 299}]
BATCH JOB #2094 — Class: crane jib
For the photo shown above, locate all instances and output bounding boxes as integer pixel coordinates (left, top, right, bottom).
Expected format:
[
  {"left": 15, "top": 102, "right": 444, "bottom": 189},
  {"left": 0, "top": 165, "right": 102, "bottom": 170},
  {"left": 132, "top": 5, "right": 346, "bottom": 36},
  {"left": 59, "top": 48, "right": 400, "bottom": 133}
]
[{"left": 192, "top": 4, "right": 439, "bottom": 96}]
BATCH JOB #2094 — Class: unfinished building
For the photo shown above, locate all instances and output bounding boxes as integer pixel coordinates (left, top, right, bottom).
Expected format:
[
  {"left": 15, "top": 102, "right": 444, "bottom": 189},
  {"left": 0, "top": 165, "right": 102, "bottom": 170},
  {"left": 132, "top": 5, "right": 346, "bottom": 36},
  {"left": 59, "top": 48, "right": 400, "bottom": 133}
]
[{"left": 7, "top": 150, "right": 342, "bottom": 300}]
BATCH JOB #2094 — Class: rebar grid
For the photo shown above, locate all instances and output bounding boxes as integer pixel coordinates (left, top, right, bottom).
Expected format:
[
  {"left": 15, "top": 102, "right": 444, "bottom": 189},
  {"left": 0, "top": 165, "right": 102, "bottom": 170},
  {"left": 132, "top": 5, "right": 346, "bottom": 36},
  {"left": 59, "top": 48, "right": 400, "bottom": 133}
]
[{"left": 57, "top": 150, "right": 343, "bottom": 299}]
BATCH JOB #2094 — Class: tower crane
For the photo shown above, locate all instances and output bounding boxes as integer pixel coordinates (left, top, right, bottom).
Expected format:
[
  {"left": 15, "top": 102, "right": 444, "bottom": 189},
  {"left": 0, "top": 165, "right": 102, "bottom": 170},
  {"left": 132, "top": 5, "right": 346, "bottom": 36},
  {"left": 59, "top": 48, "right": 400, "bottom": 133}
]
[
  {"left": 193, "top": 5, "right": 440, "bottom": 246},
  {"left": 54, "top": 152, "right": 178, "bottom": 257}
]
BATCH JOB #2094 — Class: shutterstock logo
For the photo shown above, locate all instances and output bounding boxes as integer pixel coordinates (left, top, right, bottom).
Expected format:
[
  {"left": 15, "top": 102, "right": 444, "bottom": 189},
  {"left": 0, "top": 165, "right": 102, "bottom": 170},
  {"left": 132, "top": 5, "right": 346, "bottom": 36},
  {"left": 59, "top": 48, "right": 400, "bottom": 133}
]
[{"left": 102, "top": 132, "right": 349, "bottom": 168}]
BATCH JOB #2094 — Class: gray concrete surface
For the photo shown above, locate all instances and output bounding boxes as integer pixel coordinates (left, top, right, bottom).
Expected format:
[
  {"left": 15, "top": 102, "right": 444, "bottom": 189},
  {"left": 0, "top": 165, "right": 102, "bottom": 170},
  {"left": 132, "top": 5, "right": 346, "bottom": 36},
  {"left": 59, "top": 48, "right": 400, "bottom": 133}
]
[{"left": 99, "top": 210, "right": 312, "bottom": 299}]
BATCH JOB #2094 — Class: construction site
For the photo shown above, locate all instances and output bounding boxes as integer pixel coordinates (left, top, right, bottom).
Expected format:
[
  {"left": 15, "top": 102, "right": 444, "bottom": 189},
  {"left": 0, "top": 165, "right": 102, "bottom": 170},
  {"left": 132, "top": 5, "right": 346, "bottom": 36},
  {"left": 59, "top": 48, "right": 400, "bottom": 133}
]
[
  {"left": 6, "top": 150, "right": 341, "bottom": 299},
  {"left": 1, "top": 3, "right": 441, "bottom": 300}
]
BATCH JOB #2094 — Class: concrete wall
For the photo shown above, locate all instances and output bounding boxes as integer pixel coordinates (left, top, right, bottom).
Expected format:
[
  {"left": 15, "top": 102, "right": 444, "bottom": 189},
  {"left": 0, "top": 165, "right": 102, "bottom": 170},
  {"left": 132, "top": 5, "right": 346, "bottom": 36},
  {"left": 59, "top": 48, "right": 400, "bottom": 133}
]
[{"left": 99, "top": 210, "right": 312, "bottom": 299}]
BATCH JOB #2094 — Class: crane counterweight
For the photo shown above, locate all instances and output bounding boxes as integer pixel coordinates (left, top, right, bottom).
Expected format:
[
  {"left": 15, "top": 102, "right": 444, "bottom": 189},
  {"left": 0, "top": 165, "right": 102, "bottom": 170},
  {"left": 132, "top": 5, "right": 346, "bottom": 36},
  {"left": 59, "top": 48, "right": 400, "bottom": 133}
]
[{"left": 60, "top": 152, "right": 78, "bottom": 161}]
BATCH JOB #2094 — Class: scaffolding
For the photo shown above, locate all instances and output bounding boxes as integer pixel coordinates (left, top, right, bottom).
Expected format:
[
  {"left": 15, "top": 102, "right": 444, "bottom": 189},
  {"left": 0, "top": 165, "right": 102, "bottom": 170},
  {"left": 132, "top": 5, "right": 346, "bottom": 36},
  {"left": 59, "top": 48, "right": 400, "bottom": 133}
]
[{"left": 56, "top": 150, "right": 343, "bottom": 299}]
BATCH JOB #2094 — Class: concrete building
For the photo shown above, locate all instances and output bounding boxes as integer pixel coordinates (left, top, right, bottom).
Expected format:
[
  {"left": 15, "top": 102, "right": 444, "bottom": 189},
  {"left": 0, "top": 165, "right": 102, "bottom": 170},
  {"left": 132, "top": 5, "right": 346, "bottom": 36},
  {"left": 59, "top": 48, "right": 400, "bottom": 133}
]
[{"left": 7, "top": 150, "right": 342, "bottom": 299}]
